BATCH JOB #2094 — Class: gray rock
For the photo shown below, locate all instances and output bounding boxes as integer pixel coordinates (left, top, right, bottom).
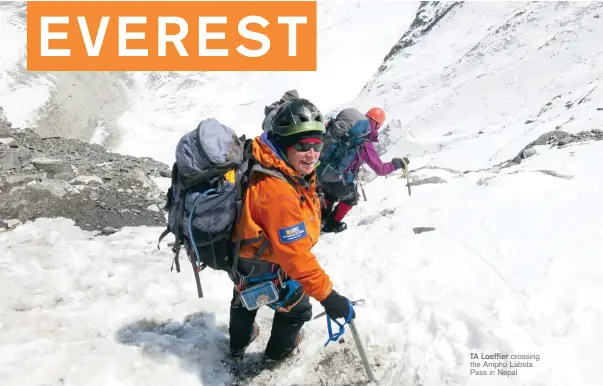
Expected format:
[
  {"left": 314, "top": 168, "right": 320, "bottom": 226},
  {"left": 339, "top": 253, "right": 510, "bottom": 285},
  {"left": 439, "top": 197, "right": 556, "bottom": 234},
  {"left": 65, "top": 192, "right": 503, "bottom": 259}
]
[
  {"left": 0, "top": 137, "right": 15, "bottom": 146},
  {"left": 0, "top": 146, "right": 22, "bottom": 171},
  {"left": 0, "top": 122, "right": 171, "bottom": 233},
  {"left": 53, "top": 172, "right": 77, "bottom": 181},
  {"left": 0, "top": 106, "right": 11, "bottom": 129},
  {"left": 521, "top": 147, "right": 538, "bottom": 159},
  {"left": 70, "top": 175, "right": 103, "bottom": 186},
  {"left": 409, "top": 176, "right": 447, "bottom": 186},
  {"left": 557, "top": 136, "right": 577, "bottom": 146},
  {"left": 17, "top": 212, "right": 29, "bottom": 223},
  {"left": 28, "top": 179, "right": 80, "bottom": 197},
  {"left": 3, "top": 219, "right": 22, "bottom": 229},
  {"left": 510, "top": 129, "right": 603, "bottom": 165},
  {"left": 5, "top": 173, "right": 45, "bottom": 187},
  {"left": 146, "top": 204, "right": 160, "bottom": 212},
  {"left": 413, "top": 226, "right": 436, "bottom": 234},
  {"left": 88, "top": 190, "right": 100, "bottom": 201},
  {"left": 32, "top": 157, "right": 72, "bottom": 175},
  {"left": 101, "top": 227, "right": 120, "bottom": 236}
]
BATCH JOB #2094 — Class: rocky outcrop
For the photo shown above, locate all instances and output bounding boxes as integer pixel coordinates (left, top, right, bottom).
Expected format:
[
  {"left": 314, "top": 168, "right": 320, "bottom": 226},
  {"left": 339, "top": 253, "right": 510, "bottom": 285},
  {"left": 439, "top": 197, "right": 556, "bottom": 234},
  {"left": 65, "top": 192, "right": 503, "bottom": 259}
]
[
  {"left": 382, "top": 2, "right": 462, "bottom": 64},
  {"left": 363, "top": 1, "right": 462, "bottom": 90},
  {"left": 0, "top": 118, "right": 171, "bottom": 234},
  {"left": 0, "top": 106, "right": 11, "bottom": 130},
  {"left": 508, "top": 129, "right": 603, "bottom": 165},
  {"left": 409, "top": 176, "right": 447, "bottom": 186}
]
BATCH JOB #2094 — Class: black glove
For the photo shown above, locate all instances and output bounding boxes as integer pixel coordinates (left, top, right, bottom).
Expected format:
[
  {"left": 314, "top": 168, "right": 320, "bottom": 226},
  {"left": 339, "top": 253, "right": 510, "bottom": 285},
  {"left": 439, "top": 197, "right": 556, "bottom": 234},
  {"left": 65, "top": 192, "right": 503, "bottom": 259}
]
[
  {"left": 392, "top": 157, "right": 409, "bottom": 170},
  {"left": 320, "top": 290, "right": 355, "bottom": 321}
]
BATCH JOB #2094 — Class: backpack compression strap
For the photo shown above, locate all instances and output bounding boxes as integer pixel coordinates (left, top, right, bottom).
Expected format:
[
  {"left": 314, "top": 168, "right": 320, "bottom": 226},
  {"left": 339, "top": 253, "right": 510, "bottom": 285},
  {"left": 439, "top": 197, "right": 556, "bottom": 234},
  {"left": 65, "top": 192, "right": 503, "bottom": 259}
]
[
  {"left": 157, "top": 227, "right": 182, "bottom": 273},
  {"left": 157, "top": 162, "right": 184, "bottom": 273}
]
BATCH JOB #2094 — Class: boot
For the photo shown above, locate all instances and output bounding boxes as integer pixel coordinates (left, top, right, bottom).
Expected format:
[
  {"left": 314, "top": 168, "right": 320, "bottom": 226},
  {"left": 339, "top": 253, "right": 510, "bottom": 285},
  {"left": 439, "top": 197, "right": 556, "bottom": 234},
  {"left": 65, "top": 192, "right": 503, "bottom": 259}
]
[
  {"left": 320, "top": 203, "right": 334, "bottom": 226},
  {"left": 321, "top": 217, "right": 347, "bottom": 233},
  {"left": 263, "top": 332, "right": 302, "bottom": 364},
  {"left": 321, "top": 207, "right": 330, "bottom": 223},
  {"left": 230, "top": 322, "right": 260, "bottom": 359}
]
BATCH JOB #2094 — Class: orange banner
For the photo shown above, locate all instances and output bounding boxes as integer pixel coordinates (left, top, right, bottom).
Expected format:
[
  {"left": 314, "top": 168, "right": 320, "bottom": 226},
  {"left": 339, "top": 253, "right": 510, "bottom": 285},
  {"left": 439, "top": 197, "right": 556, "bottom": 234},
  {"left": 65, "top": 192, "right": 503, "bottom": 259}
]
[{"left": 26, "top": 1, "right": 317, "bottom": 71}]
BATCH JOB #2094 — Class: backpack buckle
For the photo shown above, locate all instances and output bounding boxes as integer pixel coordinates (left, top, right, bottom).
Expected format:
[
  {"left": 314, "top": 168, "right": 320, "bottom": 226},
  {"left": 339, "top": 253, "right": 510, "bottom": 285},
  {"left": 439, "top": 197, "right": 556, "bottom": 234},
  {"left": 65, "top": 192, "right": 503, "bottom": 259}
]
[{"left": 276, "top": 268, "right": 287, "bottom": 289}]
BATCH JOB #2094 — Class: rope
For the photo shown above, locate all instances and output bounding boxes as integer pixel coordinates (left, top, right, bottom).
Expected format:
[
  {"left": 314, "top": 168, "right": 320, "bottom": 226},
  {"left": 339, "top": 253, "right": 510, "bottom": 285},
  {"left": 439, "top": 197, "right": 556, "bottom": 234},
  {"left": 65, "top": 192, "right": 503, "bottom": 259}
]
[{"left": 323, "top": 299, "right": 354, "bottom": 347}]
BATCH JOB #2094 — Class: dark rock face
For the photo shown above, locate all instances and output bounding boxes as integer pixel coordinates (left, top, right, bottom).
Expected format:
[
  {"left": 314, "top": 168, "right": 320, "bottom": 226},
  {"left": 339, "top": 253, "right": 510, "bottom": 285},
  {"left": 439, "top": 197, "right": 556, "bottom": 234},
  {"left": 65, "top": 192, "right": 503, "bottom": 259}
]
[
  {"left": 361, "top": 1, "right": 463, "bottom": 94},
  {"left": 509, "top": 129, "right": 603, "bottom": 165},
  {"left": 409, "top": 176, "right": 447, "bottom": 186},
  {"left": 0, "top": 116, "right": 172, "bottom": 234},
  {"left": 381, "top": 2, "right": 462, "bottom": 65}
]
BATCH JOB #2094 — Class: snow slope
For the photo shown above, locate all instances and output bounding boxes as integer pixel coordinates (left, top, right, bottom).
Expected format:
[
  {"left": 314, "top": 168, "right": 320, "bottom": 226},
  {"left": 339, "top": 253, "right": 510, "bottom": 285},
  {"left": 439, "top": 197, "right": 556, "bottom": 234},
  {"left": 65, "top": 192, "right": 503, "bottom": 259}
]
[
  {"left": 350, "top": 1, "right": 603, "bottom": 171},
  {"left": 115, "top": 1, "right": 418, "bottom": 165},
  {"left": 0, "top": 1, "right": 418, "bottom": 162},
  {"left": 2, "top": 2, "right": 603, "bottom": 386}
]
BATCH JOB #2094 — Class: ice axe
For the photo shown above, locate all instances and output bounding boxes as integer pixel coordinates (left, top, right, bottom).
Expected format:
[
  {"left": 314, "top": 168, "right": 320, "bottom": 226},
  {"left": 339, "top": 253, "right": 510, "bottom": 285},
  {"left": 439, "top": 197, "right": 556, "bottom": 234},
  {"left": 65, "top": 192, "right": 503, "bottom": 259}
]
[
  {"left": 401, "top": 159, "right": 411, "bottom": 196},
  {"left": 315, "top": 299, "right": 376, "bottom": 383},
  {"left": 349, "top": 319, "right": 376, "bottom": 383},
  {"left": 388, "top": 160, "right": 412, "bottom": 196}
]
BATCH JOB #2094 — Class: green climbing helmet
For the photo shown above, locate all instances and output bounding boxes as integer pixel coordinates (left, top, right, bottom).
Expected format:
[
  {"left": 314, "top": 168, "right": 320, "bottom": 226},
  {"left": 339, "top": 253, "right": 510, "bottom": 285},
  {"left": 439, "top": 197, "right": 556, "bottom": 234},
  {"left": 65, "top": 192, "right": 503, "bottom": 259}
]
[{"left": 271, "top": 98, "right": 325, "bottom": 137}]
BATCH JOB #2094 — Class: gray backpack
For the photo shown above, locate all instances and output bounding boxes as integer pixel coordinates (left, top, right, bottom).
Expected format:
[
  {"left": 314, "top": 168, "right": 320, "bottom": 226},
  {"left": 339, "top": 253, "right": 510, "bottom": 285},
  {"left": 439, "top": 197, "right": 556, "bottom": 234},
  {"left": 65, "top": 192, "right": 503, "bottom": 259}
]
[
  {"left": 157, "top": 118, "right": 256, "bottom": 298},
  {"left": 262, "top": 100, "right": 284, "bottom": 133}
]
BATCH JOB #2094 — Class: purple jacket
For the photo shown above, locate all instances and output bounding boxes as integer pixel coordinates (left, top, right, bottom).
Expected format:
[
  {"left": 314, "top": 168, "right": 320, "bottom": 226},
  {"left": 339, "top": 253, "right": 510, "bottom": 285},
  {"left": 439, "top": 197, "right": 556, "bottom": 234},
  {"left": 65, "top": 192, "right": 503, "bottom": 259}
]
[{"left": 346, "top": 127, "right": 396, "bottom": 176}]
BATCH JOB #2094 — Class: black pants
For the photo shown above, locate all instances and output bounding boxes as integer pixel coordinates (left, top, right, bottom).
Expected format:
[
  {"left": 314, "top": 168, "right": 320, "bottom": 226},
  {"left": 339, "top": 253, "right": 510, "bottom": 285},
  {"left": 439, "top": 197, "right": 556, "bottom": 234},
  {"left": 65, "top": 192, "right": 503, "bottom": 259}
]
[
  {"left": 320, "top": 180, "right": 359, "bottom": 219},
  {"left": 321, "top": 180, "right": 359, "bottom": 206},
  {"left": 229, "top": 288, "right": 312, "bottom": 360}
]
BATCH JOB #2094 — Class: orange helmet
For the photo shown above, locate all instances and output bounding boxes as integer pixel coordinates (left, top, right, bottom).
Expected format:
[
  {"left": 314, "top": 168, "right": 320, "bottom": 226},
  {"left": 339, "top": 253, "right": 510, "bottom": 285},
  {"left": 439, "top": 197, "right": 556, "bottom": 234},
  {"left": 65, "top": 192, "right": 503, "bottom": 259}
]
[{"left": 366, "top": 107, "right": 386, "bottom": 126}]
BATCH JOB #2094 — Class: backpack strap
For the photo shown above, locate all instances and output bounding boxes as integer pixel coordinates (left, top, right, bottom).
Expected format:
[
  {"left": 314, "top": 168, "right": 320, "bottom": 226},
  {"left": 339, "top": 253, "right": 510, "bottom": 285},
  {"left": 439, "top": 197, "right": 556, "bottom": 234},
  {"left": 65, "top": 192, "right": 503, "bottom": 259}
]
[
  {"left": 157, "top": 227, "right": 183, "bottom": 273},
  {"left": 230, "top": 139, "right": 256, "bottom": 279},
  {"left": 157, "top": 162, "right": 184, "bottom": 273},
  {"left": 254, "top": 240, "right": 271, "bottom": 259},
  {"left": 183, "top": 238, "right": 203, "bottom": 297},
  {"left": 229, "top": 147, "right": 303, "bottom": 281}
]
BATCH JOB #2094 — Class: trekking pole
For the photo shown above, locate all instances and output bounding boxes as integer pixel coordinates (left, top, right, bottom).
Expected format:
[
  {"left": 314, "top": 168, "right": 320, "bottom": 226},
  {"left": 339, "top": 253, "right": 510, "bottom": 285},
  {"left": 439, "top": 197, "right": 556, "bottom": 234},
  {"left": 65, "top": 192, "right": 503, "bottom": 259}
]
[{"left": 349, "top": 319, "right": 376, "bottom": 383}]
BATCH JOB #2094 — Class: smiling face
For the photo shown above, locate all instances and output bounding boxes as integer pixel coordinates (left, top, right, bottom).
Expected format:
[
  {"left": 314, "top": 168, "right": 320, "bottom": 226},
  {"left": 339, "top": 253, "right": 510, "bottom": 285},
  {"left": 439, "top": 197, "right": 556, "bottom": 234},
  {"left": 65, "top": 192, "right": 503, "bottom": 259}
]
[{"left": 285, "top": 139, "right": 323, "bottom": 175}]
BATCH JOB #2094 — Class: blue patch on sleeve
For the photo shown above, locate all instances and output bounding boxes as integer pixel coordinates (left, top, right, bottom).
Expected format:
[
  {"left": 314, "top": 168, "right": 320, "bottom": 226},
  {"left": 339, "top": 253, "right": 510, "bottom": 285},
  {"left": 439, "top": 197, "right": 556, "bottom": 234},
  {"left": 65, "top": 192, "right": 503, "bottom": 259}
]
[{"left": 278, "top": 222, "right": 308, "bottom": 244}]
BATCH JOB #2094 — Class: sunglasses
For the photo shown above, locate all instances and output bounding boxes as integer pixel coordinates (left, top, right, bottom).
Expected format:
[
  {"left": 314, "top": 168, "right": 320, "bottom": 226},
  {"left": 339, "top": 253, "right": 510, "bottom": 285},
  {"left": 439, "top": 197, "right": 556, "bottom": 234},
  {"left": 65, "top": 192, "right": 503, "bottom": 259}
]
[{"left": 292, "top": 141, "right": 324, "bottom": 152}]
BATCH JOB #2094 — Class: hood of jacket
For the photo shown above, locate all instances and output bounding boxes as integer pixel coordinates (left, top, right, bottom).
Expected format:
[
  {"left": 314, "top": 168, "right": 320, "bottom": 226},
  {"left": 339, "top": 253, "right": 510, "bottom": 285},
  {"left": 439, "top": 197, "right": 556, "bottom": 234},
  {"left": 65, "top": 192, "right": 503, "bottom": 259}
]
[{"left": 252, "top": 132, "right": 316, "bottom": 187}]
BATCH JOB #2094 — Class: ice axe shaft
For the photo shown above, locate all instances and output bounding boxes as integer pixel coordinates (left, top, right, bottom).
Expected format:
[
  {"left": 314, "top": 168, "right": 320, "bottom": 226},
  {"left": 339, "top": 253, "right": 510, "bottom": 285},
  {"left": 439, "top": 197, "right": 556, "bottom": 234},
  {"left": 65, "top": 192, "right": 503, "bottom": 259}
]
[
  {"left": 403, "top": 163, "right": 411, "bottom": 196},
  {"left": 315, "top": 299, "right": 376, "bottom": 382},
  {"left": 350, "top": 320, "right": 376, "bottom": 382}
]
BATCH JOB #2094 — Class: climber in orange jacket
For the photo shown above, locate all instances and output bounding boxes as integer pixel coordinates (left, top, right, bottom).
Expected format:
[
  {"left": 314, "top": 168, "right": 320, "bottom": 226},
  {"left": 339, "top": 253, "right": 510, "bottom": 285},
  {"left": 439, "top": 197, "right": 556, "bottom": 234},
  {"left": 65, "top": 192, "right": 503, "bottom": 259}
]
[{"left": 229, "top": 98, "right": 356, "bottom": 363}]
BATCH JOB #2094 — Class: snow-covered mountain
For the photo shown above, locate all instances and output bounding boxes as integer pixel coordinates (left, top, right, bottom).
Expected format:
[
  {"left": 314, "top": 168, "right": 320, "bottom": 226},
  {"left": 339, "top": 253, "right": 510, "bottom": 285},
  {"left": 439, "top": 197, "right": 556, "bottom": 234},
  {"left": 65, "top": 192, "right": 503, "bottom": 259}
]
[
  {"left": 351, "top": 1, "right": 603, "bottom": 170},
  {"left": 2, "top": 2, "right": 603, "bottom": 386},
  {"left": 0, "top": 1, "right": 418, "bottom": 163}
]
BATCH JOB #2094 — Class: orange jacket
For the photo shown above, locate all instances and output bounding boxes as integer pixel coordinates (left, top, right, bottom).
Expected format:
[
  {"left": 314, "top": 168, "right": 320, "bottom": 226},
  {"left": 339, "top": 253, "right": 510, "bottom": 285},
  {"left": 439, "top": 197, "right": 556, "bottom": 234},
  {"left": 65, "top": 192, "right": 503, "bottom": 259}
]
[{"left": 235, "top": 134, "right": 333, "bottom": 302}]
